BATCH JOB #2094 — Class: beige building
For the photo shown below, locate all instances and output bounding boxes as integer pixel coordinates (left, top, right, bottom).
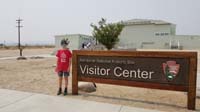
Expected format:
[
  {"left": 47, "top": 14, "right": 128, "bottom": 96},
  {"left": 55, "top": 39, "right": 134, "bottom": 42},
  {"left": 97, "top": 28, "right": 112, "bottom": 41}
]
[
  {"left": 54, "top": 19, "right": 200, "bottom": 51},
  {"left": 118, "top": 19, "right": 200, "bottom": 50},
  {"left": 54, "top": 34, "right": 95, "bottom": 52}
]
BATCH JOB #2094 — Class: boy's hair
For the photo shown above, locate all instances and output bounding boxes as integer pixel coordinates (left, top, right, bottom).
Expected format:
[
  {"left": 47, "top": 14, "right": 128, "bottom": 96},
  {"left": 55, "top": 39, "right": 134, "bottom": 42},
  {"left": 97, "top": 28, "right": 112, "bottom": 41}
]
[{"left": 61, "top": 38, "right": 69, "bottom": 46}]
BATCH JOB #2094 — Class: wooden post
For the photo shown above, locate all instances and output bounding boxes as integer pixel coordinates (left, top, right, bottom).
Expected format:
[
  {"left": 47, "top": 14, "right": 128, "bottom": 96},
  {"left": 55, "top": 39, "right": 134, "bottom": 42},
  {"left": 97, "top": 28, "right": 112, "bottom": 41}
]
[
  {"left": 72, "top": 51, "right": 78, "bottom": 95},
  {"left": 187, "top": 57, "right": 197, "bottom": 110}
]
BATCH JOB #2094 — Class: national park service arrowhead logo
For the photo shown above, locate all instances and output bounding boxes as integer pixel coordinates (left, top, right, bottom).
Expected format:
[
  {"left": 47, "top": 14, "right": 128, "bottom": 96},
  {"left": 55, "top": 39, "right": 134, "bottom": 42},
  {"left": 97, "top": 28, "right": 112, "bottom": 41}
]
[{"left": 163, "top": 61, "right": 180, "bottom": 81}]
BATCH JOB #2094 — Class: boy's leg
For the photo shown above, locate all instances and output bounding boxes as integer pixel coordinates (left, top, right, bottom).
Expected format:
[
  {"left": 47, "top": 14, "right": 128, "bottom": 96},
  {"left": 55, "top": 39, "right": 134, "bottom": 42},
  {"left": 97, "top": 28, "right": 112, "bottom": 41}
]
[
  {"left": 63, "top": 77, "right": 68, "bottom": 95},
  {"left": 59, "top": 77, "right": 63, "bottom": 88},
  {"left": 64, "top": 77, "right": 68, "bottom": 88},
  {"left": 57, "top": 72, "right": 63, "bottom": 95},
  {"left": 63, "top": 72, "right": 69, "bottom": 95},
  {"left": 64, "top": 72, "right": 69, "bottom": 88}
]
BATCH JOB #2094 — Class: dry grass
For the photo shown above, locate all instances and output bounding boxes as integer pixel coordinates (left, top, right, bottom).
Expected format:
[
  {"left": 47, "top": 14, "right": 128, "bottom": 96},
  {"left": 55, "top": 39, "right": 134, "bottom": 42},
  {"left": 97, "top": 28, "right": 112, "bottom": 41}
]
[
  {"left": 0, "top": 45, "right": 54, "bottom": 50},
  {"left": 0, "top": 48, "right": 54, "bottom": 58}
]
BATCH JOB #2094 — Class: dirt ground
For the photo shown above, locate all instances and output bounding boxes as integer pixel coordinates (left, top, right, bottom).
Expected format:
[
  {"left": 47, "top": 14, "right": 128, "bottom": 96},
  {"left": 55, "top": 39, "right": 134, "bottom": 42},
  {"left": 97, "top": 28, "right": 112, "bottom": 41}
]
[
  {"left": 0, "top": 48, "right": 200, "bottom": 112},
  {"left": 0, "top": 48, "right": 54, "bottom": 58}
]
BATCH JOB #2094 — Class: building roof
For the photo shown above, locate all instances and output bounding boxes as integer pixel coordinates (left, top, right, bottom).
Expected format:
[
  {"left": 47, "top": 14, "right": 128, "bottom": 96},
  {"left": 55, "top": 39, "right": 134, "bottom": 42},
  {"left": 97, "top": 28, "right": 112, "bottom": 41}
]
[
  {"left": 55, "top": 34, "right": 93, "bottom": 38},
  {"left": 121, "top": 19, "right": 174, "bottom": 26}
]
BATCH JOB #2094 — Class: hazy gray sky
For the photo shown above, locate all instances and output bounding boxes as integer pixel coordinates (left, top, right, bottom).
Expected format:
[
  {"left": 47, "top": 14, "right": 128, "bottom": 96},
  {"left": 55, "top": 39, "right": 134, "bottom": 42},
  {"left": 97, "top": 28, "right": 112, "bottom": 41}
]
[{"left": 0, "top": 0, "right": 200, "bottom": 44}]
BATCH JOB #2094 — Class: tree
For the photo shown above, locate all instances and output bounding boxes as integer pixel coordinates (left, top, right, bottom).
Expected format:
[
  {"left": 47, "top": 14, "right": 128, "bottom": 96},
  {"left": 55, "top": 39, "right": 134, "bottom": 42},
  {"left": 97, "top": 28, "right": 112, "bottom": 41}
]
[{"left": 91, "top": 18, "right": 124, "bottom": 50}]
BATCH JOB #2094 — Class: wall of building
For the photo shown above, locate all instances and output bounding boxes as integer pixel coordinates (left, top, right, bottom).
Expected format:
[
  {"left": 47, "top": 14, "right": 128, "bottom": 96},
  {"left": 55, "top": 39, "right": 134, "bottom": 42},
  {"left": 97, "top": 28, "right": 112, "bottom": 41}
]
[
  {"left": 118, "top": 24, "right": 200, "bottom": 50},
  {"left": 118, "top": 24, "right": 175, "bottom": 48},
  {"left": 54, "top": 34, "right": 95, "bottom": 53},
  {"left": 135, "top": 35, "right": 200, "bottom": 50},
  {"left": 55, "top": 35, "right": 79, "bottom": 51},
  {"left": 171, "top": 35, "right": 200, "bottom": 49},
  {"left": 78, "top": 35, "right": 95, "bottom": 49}
]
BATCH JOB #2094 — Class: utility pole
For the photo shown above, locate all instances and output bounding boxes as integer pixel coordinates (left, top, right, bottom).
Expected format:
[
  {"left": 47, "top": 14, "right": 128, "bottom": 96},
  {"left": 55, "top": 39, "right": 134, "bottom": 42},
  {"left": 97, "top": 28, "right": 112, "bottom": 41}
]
[
  {"left": 3, "top": 40, "right": 6, "bottom": 48},
  {"left": 16, "top": 18, "right": 23, "bottom": 56}
]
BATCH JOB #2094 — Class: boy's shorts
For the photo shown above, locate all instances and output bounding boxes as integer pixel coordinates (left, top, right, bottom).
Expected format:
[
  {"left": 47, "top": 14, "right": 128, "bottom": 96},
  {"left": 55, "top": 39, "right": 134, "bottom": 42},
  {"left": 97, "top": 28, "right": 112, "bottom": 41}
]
[{"left": 58, "top": 71, "right": 70, "bottom": 77}]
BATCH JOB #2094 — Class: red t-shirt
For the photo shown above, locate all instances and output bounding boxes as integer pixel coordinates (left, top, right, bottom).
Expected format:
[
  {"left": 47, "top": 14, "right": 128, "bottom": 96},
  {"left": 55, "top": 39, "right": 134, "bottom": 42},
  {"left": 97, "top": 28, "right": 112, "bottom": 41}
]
[{"left": 56, "top": 49, "right": 72, "bottom": 72}]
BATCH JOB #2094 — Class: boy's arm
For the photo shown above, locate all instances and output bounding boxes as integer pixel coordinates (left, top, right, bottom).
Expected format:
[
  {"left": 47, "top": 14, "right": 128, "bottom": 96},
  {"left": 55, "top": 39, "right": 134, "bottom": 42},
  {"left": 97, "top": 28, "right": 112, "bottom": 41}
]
[
  {"left": 68, "top": 58, "right": 72, "bottom": 72},
  {"left": 56, "top": 50, "right": 60, "bottom": 57}
]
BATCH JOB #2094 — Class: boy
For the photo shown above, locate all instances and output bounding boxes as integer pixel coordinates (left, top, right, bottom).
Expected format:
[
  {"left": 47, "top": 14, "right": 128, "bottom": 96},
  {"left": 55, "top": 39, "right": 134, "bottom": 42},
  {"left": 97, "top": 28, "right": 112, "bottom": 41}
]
[{"left": 56, "top": 38, "right": 72, "bottom": 96}]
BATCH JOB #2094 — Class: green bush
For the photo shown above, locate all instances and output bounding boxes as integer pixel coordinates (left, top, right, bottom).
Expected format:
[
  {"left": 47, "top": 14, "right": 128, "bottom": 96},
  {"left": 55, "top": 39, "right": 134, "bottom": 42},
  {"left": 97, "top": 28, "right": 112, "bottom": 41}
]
[{"left": 91, "top": 18, "right": 124, "bottom": 50}]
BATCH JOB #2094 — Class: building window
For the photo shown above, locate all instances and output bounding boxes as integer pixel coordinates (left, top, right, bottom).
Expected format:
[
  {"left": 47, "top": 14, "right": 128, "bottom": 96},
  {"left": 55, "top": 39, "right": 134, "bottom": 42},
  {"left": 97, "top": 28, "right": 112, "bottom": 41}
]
[
  {"left": 155, "top": 33, "right": 160, "bottom": 36},
  {"left": 155, "top": 32, "right": 169, "bottom": 37},
  {"left": 164, "top": 33, "right": 169, "bottom": 35}
]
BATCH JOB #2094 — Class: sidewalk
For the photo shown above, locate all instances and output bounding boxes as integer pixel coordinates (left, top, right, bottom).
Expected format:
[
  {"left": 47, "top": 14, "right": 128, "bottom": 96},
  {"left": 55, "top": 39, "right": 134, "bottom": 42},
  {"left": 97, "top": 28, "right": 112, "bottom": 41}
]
[
  {"left": 0, "top": 54, "right": 55, "bottom": 60},
  {"left": 0, "top": 89, "right": 163, "bottom": 112}
]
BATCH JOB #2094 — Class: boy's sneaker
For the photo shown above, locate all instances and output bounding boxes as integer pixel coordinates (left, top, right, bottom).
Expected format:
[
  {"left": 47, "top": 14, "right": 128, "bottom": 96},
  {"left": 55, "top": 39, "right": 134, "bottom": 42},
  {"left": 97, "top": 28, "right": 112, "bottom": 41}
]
[
  {"left": 63, "top": 88, "right": 68, "bottom": 96},
  {"left": 57, "top": 88, "right": 62, "bottom": 95}
]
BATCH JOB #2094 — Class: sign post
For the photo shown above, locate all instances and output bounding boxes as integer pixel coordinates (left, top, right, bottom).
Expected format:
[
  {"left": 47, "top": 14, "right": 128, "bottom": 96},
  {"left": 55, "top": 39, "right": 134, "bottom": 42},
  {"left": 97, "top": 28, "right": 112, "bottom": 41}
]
[{"left": 72, "top": 50, "right": 197, "bottom": 110}]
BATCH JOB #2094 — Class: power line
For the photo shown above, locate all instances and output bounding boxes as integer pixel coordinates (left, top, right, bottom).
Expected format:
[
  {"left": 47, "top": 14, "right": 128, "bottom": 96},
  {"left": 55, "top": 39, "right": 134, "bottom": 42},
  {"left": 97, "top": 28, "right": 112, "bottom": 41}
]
[{"left": 16, "top": 18, "right": 23, "bottom": 56}]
